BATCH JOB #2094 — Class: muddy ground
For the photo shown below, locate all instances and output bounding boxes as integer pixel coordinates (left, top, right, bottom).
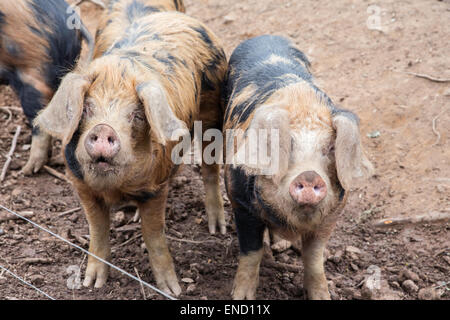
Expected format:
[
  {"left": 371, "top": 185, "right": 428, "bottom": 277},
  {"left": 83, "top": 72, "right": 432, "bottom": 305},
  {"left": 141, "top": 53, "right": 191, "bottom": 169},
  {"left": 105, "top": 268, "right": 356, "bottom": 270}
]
[{"left": 0, "top": 0, "right": 449, "bottom": 300}]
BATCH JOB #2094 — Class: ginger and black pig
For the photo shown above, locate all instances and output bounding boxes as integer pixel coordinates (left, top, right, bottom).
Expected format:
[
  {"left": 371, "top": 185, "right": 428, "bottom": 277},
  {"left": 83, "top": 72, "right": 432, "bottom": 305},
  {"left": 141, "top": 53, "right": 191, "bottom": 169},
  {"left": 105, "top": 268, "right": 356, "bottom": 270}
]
[
  {"left": 35, "top": 0, "right": 226, "bottom": 296},
  {"left": 223, "top": 35, "right": 374, "bottom": 300},
  {"left": 0, "top": 0, "right": 93, "bottom": 175}
]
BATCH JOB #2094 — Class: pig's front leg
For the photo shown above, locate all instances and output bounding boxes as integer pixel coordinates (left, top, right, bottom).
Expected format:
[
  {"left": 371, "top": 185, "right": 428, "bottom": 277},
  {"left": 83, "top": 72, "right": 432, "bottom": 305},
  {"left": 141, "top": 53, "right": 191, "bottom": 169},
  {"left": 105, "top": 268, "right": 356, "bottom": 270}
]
[
  {"left": 232, "top": 207, "right": 266, "bottom": 300},
  {"left": 139, "top": 184, "right": 181, "bottom": 297},
  {"left": 22, "top": 127, "right": 52, "bottom": 175},
  {"left": 78, "top": 190, "right": 111, "bottom": 288},
  {"left": 301, "top": 233, "right": 331, "bottom": 300}
]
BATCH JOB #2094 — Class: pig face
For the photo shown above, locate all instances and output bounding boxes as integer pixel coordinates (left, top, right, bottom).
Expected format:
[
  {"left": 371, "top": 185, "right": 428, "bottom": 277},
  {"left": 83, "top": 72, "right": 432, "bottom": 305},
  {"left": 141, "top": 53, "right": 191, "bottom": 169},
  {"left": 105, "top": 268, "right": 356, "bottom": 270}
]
[
  {"left": 237, "top": 85, "right": 373, "bottom": 230},
  {"left": 34, "top": 62, "right": 187, "bottom": 192}
]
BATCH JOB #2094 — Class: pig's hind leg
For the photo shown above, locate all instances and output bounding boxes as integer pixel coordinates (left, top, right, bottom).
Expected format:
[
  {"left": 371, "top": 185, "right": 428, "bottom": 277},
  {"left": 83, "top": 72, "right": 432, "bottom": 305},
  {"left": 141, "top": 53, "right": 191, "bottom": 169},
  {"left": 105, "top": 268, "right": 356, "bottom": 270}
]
[
  {"left": 232, "top": 207, "right": 266, "bottom": 300},
  {"left": 139, "top": 184, "right": 181, "bottom": 296},
  {"left": 201, "top": 159, "right": 226, "bottom": 235}
]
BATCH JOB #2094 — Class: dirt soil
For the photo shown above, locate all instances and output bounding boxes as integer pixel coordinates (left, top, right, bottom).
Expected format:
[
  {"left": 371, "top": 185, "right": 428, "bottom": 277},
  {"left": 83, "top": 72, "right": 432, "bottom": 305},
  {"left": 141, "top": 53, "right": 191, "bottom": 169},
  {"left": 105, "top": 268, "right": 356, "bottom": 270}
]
[{"left": 0, "top": 0, "right": 449, "bottom": 300}]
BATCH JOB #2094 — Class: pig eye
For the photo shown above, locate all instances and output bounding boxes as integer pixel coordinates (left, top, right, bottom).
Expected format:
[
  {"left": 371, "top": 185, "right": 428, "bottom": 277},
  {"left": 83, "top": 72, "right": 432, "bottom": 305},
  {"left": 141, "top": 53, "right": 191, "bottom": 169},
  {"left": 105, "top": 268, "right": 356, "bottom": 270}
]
[
  {"left": 83, "top": 102, "right": 94, "bottom": 118},
  {"left": 324, "top": 144, "right": 335, "bottom": 156},
  {"left": 130, "top": 109, "right": 146, "bottom": 123}
]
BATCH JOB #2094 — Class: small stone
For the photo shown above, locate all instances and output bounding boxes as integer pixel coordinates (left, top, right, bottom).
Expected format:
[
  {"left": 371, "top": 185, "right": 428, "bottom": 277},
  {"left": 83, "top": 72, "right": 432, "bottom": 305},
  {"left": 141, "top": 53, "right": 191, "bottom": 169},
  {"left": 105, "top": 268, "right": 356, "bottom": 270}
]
[
  {"left": 29, "top": 274, "right": 45, "bottom": 286},
  {"left": 271, "top": 240, "right": 291, "bottom": 253},
  {"left": 11, "top": 188, "right": 22, "bottom": 197},
  {"left": 418, "top": 287, "right": 440, "bottom": 300},
  {"left": 172, "top": 176, "right": 189, "bottom": 189},
  {"left": 345, "top": 246, "right": 362, "bottom": 260},
  {"left": 400, "top": 269, "right": 421, "bottom": 282},
  {"left": 113, "top": 211, "right": 126, "bottom": 227},
  {"left": 224, "top": 13, "right": 237, "bottom": 24},
  {"left": 402, "top": 280, "right": 419, "bottom": 293},
  {"left": 181, "top": 277, "right": 194, "bottom": 284},
  {"left": 367, "top": 131, "right": 381, "bottom": 139},
  {"left": 0, "top": 228, "right": 4, "bottom": 236},
  {"left": 186, "top": 284, "right": 196, "bottom": 295},
  {"left": 350, "top": 263, "right": 359, "bottom": 271},
  {"left": 329, "top": 250, "right": 344, "bottom": 264}
]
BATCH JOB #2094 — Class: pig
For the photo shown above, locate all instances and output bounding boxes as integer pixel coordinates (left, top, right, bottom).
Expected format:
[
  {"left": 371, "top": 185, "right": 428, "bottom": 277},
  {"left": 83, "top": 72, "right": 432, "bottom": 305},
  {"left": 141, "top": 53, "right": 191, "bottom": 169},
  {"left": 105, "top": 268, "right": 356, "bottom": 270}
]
[
  {"left": 222, "top": 35, "right": 374, "bottom": 300},
  {"left": 34, "top": 1, "right": 226, "bottom": 296},
  {"left": 0, "top": 0, "right": 94, "bottom": 175}
]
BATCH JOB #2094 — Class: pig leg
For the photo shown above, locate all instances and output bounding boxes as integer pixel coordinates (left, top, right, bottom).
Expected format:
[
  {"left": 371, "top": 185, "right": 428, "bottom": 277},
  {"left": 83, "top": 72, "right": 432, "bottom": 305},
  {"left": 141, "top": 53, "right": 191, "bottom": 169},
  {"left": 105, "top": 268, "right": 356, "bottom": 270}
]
[
  {"left": 78, "top": 191, "right": 111, "bottom": 288},
  {"left": 22, "top": 128, "right": 52, "bottom": 175},
  {"left": 201, "top": 160, "right": 226, "bottom": 235},
  {"left": 15, "top": 75, "right": 53, "bottom": 175},
  {"left": 301, "top": 233, "right": 331, "bottom": 300},
  {"left": 232, "top": 207, "right": 266, "bottom": 300},
  {"left": 139, "top": 184, "right": 181, "bottom": 296}
]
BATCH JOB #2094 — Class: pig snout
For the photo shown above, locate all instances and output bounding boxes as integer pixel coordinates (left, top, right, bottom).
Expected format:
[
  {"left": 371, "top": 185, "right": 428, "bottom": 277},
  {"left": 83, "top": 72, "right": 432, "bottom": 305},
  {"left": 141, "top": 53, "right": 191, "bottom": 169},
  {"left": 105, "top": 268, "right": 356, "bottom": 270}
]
[
  {"left": 84, "top": 124, "right": 121, "bottom": 162},
  {"left": 289, "top": 171, "right": 327, "bottom": 206}
]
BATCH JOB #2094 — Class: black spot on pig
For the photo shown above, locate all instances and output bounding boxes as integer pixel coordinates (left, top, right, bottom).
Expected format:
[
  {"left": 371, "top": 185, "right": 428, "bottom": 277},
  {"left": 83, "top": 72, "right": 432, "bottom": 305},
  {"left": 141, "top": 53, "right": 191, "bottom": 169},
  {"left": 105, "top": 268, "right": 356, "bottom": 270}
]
[
  {"left": 4, "top": 39, "right": 21, "bottom": 57},
  {"left": 2, "top": 68, "right": 43, "bottom": 126},
  {"left": 0, "top": 10, "right": 5, "bottom": 26},
  {"left": 65, "top": 127, "right": 84, "bottom": 180},
  {"left": 173, "top": 0, "right": 182, "bottom": 11},
  {"left": 126, "top": 0, "right": 160, "bottom": 22},
  {"left": 28, "top": 0, "right": 82, "bottom": 91},
  {"left": 228, "top": 168, "right": 266, "bottom": 254},
  {"left": 128, "top": 190, "right": 161, "bottom": 203}
]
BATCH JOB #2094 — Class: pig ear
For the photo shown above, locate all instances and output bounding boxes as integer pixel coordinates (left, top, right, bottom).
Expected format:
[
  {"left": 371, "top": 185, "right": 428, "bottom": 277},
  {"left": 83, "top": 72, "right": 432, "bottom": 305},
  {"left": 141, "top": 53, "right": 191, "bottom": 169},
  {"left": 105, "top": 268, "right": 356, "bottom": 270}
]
[
  {"left": 332, "top": 113, "right": 374, "bottom": 190},
  {"left": 137, "top": 81, "right": 188, "bottom": 146},
  {"left": 234, "top": 105, "right": 291, "bottom": 180},
  {"left": 34, "top": 73, "right": 90, "bottom": 141}
]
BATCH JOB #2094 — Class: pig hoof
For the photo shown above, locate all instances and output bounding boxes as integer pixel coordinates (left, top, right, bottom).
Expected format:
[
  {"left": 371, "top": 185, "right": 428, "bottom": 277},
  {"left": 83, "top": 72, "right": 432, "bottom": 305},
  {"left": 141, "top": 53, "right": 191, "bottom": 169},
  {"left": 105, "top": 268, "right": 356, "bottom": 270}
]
[
  {"left": 156, "top": 273, "right": 181, "bottom": 297},
  {"left": 307, "top": 290, "right": 331, "bottom": 300},
  {"left": 207, "top": 209, "right": 226, "bottom": 235},
  {"left": 22, "top": 155, "right": 48, "bottom": 175},
  {"left": 83, "top": 262, "right": 109, "bottom": 288},
  {"left": 232, "top": 285, "right": 256, "bottom": 300}
]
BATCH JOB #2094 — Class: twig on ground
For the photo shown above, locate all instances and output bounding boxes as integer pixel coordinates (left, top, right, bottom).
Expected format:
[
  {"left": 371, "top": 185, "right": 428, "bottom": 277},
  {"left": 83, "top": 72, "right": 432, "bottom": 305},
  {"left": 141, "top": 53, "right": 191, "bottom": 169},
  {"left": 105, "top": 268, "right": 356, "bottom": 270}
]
[
  {"left": 22, "top": 257, "right": 53, "bottom": 265},
  {"left": 1, "top": 125, "right": 21, "bottom": 182},
  {"left": 432, "top": 109, "right": 447, "bottom": 147},
  {"left": 166, "top": 235, "right": 208, "bottom": 244},
  {"left": 114, "top": 233, "right": 142, "bottom": 250},
  {"left": 0, "top": 210, "right": 34, "bottom": 222},
  {"left": 403, "top": 71, "right": 450, "bottom": 83},
  {"left": 134, "top": 267, "right": 147, "bottom": 300},
  {"left": 43, "top": 165, "right": 71, "bottom": 183},
  {"left": 73, "top": 233, "right": 89, "bottom": 247},
  {"left": 262, "top": 257, "right": 302, "bottom": 272},
  {"left": 58, "top": 207, "right": 82, "bottom": 217},
  {"left": 0, "top": 106, "right": 22, "bottom": 113},
  {"left": 373, "top": 211, "right": 450, "bottom": 228},
  {"left": 0, "top": 107, "right": 13, "bottom": 126}
]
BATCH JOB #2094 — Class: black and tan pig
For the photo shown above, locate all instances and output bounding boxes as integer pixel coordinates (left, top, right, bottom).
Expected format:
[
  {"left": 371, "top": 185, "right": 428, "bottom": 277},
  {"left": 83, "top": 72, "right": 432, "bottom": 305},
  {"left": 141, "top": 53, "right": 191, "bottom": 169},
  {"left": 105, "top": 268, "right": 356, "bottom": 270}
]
[
  {"left": 34, "top": 0, "right": 226, "bottom": 296},
  {"left": 0, "top": 0, "right": 93, "bottom": 175},
  {"left": 223, "top": 35, "right": 374, "bottom": 300}
]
